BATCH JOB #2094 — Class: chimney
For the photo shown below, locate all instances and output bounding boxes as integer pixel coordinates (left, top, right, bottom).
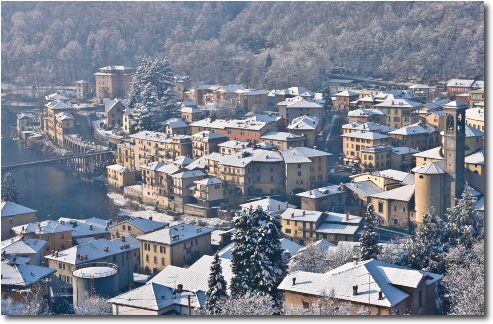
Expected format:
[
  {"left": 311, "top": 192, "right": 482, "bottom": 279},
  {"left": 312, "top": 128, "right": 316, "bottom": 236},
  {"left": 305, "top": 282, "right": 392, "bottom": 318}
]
[
  {"left": 181, "top": 224, "right": 184, "bottom": 230},
  {"left": 302, "top": 211, "right": 306, "bottom": 216},
  {"left": 378, "top": 291, "right": 384, "bottom": 300},
  {"left": 121, "top": 235, "right": 126, "bottom": 242},
  {"left": 277, "top": 204, "right": 281, "bottom": 210},
  {"left": 345, "top": 213, "right": 350, "bottom": 221},
  {"left": 177, "top": 284, "right": 183, "bottom": 293},
  {"left": 292, "top": 277, "right": 296, "bottom": 286},
  {"left": 51, "top": 251, "right": 55, "bottom": 257},
  {"left": 84, "top": 253, "right": 87, "bottom": 259},
  {"left": 353, "top": 285, "right": 358, "bottom": 296},
  {"left": 353, "top": 256, "right": 358, "bottom": 265},
  {"left": 116, "top": 219, "right": 119, "bottom": 225},
  {"left": 149, "top": 216, "right": 153, "bottom": 221},
  {"left": 291, "top": 213, "right": 294, "bottom": 218},
  {"left": 104, "top": 246, "right": 108, "bottom": 252},
  {"left": 90, "top": 224, "right": 93, "bottom": 230},
  {"left": 55, "top": 251, "right": 58, "bottom": 258},
  {"left": 285, "top": 201, "right": 289, "bottom": 208}
]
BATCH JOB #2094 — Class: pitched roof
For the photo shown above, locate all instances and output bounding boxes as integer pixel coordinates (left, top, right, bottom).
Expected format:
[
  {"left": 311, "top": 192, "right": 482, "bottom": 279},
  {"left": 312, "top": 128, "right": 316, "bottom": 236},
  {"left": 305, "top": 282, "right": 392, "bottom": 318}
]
[
  {"left": 137, "top": 224, "right": 213, "bottom": 245},
  {"left": 218, "top": 140, "right": 250, "bottom": 149},
  {"left": 171, "top": 170, "right": 206, "bottom": 179},
  {"left": 288, "top": 115, "right": 319, "bottom": 130},
  {"left": 370, "top": 169, "right": 415, "bottom": 184},
  {"left": 341, "top": 131, "right": 390, "bottom": 140},
  {"left": 446, "top": 79, "right": 475, "bottom": 87},
  {"left": 296, "top": 185, "right": 344, "bottom": 198},
  {"left": 191, "top": 131, "right": 227, "bottom": 141},
  {"left": 260, "top": 131, "right": 304, "bottom": 141},
  {"left": 374, "top": 99, "right": 421, "bottom": 108},
  {"left": 194, "top": 177, "right": 223, "bottom": 186},
  {"left": 278, "top": 259, "right": 442, "bottom": 308},
  {"left": 107, "top": 164, "right": 135, "bottom": 173},
  {"left": 1, "top": 236, "right": 47, "bottom": 255},
  {"left": 163, "top": 117, "right": 190, "bottom": 129},
  {"left": 1, "top": 202, "right": 37, "bottom": 217},
  {"left": 324, "top": 212, "right": 362, "bottom": 225},
  {"left": 413, "top": 146, "right": 443, "bottom": 160},
  {"left": 345, "top": 181, "right": 383, "bottom": 198},
  {"left": 239, "top": 197, "right": 295, "bottom": 213},
  {"left": 347, "top": 108, "right": 387, "bottom": 117},
  {"left": 443, "top": 100, "right": 467, "bottom": 110},
  {"left": 280, "top": 208, "right": 324, "bottom": 222},
  {"left": 218, "top": 239, "right": 301, "bottom": 259},
  {"left": 125, "top": 218, "right": 168, "bottom": 233},
  {"left": 465, "top": 149, "right": 484, "bottom": 165},
  {"left": 280, "top": 147, "right": 331, "bottom": 164},
  {"left": 391, "top": 147, "right": 420, "bottom": 155},
  {"left": 465, "top": 108, "right": 484, "bottom": 122},
  {"left": 412, "top": 160, "right": 445, "bottom": 175},
  {"left": 12, "top": 220, "right": 73, "bottom": 235},
  {"left": 1, "top": 261, "right": 56, "bottom": 287},
  {"left": 334, "top": 90, "right": 360, "bottom": 97},
  {"left": 342, "top": 122, "right": 396, "bottom": 133},
  {"left": 130, "top": 131, "right": 191, "bottom": 143},
  {"left": 370, "top": 184, "right": 415, "bottom": 202},
  {"left": 464, "top": 124, "right": 484, "bottom": 137},
  {"left": 388, "top": 123, "right": 435, "bottom": 136},
  {"left": 44, "top": 238, "right": 138, "bottom": 265},
  {"left": 315, "top": 223, "right": 360, "bottom": 235}
]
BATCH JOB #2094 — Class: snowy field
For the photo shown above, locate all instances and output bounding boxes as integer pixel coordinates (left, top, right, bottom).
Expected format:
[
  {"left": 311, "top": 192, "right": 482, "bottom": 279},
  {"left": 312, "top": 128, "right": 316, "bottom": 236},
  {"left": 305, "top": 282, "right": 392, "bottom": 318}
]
[{"left": 107, "top": 191, "right": 231, "bottom": 230}]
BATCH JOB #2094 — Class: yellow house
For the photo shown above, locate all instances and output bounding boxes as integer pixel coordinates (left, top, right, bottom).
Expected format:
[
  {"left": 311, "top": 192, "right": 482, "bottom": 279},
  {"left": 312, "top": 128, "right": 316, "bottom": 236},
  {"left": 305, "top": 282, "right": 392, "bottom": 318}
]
[
  {"left": 140, "top": 161, "right": 181, "bottom": 207},
  {"left": 465, "top": 107, "right": 484, "bottom": 131},
  {"left": 55, "top": 112, "right": 75, "bottom": 146},
  {"left": 163, "top": 118, "right": 191, "bottom": 135},
  {"left": 45, "top": 100, "right": 73, "bottom": 141},
  {"left": 374, "top": 99, "right": 421, "bottom": 129},
  {"left": 137, "top": 223, "right": 213, "bottom": 274},
  {"left": 347, "top": 108, "right": 388, "bottom": 125},
  {"left": 116, "top": 142, "right": 134, "bottom": 169},
  {"left": 387, "top": 123, "right": 439, "bottom": 152},
  {"left": 370, "top": 184, "right": 416, "bottom": 231},
  {"left": 105, "top": 99, "right": 126, "bottom": 128},
  {"left": 287, "top": 115, "right": 320, "bottom": 147},
  {"left": 191, "top": 177, "right": 226, "bottom": 207},
  {"left": 341, "top": 131, "right": 391, "bottom": 169},
  {"left": 280, "top": 208, "right": 325, "bottom": 245},
  {"left": 107, "top": 164, "right": 137, "bottom": 188},
  {"left": 12, "top": 220, "right": 73, "bottom": 255},
  {"left": 180, "top": 107, "right": 202, "bottom": 123},
  {"left": 1, "top": 201, "right": 37, "bottom": 241}
]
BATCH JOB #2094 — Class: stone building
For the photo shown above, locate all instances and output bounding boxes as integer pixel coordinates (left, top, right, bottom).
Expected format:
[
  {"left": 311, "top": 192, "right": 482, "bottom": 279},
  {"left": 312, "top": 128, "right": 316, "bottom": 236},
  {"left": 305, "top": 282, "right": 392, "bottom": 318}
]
[
  {"left": 94, "top": 65, "right": 134, "bottom": 100},
  {"left": 1, "top": 202, "right": 37, "bottom": 241}
]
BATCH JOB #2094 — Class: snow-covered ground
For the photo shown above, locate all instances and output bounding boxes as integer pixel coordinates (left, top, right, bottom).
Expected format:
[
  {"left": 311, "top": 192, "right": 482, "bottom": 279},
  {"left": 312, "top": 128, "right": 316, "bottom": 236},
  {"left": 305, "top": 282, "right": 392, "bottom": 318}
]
[{"left": 107, "top": 191, "right": 231, "bottom": 230}]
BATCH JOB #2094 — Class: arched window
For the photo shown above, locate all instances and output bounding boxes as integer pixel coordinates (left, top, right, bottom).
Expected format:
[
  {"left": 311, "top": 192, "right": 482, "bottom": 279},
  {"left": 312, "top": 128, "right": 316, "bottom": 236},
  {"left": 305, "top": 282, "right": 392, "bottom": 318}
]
[{"left": 446, "top": 114, "right": 454, "bottom": 131}]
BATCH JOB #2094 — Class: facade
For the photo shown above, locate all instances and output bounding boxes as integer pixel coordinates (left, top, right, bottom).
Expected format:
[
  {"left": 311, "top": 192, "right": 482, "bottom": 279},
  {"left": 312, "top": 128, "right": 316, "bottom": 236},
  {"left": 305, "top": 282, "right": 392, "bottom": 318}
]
[
  {"left": 465, "top": 107, "right": 484, "bottom": 131},
  {"left": 16, "top": 113, "right": 36, "bottom": 132},
  {"left": 277, "top": 97, "right": 323, "bottom": 124},
  {"left": 105, "top": 99, "right": 126, "bottom": 128},
  {"left": 140, "top": 162, "right": 181, "bottom": 207},
  {"left": 374, "top": 99, "right": 421, "bottom": 129},
  {"left": 347, "top": 108, "right": 387, "bottom": 125},
  {"left": 45, "top": 100, "right": 73, "bottom": 142},
  {"left": 468, "top": 89, "right": 484, "bottom": 107},
  {"left": 107, "top": 164, "right": 137, "bottom": 187},
  {"left": 137, "top": 224, "right": 213, "bottom": 274},
  {"left": 94, "top": 65, "right": 134, "bottom": 99},
  {"left": 297, "top": 185, "right": 346, "bottom": 212},
  {"left": 370, "top": 184, "right": 416, "bottom": 231},
  {"left": 238, "top": 89, "right": 269, "bottom": 112},
  {"left": 341, "top": 131, "right": 391, "bottom": 169},
  {"left": 387, "top": 123, "right": 439, "bottom": 151},
  {"left": 279, "top": 259, "right": 442, "bottom": 315},
  {"left": 12, "top": 220, "right": 73, "bottom": 254},
  {"left": 1, "top": 202, "right": 37, "bottom": 241},
  {"left": 180, "top": 107, "right": 202, "bottom": 123},
  {"left": 191, "top": 131, "right": 228, "bottom": 159},
  {"left": 164, "top": 118, "right": 191, "bottom": 135},
  {"left": 333, "top": 90, "right": 360, "bottom": 111},
  {"left": 55, "top": 112, "right": 75, "bottom": 146},
  {"left": 75, "top": 80, "right": 90, "bottom": 99},
  {"left": 174, "top": 75, "right": 192, "bottom": 101},
  {"left": 116, "top": 142, "right": 134, "bottom": 169},
  {"left": 191, "top": 178, "right": 226, "bottom": 207},
  {"left": 260, "top": 131, "right": 305, "bottom": 150},
  {"left": 287, "top": 115, "right": 320, "bottom": 147}
]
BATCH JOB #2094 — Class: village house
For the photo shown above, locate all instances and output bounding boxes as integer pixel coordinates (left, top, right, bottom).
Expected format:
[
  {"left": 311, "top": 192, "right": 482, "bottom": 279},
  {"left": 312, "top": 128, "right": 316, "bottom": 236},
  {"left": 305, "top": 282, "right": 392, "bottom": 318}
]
[
  {"left": 296, "top": 184, "right": 345, "bottom": 213},
  {"left": 446, "top": 79, "right": 482, "bottom": 99},
  {"left": 75, "top": 80, "right": 90, "bottom": 99},
  {"left": 191, "top": 131, "right": 228, "bottom": 159},
  {"left": 107, "top": 164, "right": 138, "bottom": 187},
  {"left": 355, "top": 95, "right": 379, "bottom": 109},
  {"left": 240, "top": 198, "right": 296, "bottom": 217},
  {"left": 341, "top": 131, "right": 391, "bottom": 169},
  {"left": 140, "top": 161, "right": 181, "bottom": 206},
  {"left": 273, "top": 87, "right": 315, "bottom": 109},
  {"left": 279, "top": 259, "right": 442, "bottom": 315},
  {"left": 468, "top": 88, "right": 484, "bottom": 107},
  {"left": 423, "top": 110, "right": 445, "bottom": 132},
  {"left": 130, "top": 131, "right": 192, "bottom": 170},
  {"left": 104, "top": 99, "right": 126, "bottom": 128},
  {"left": 333, "top": 90, "right": 360, "bottom": 111},
  {"left": 347, "top": 108, "right": 388, "bottom": 124},
  {"left": 54, "top": 112, "right": 75, "bottom": 146},
  {"left": 180, "top": 107, "right": 202, "bottom": 123},
  {"left": 116, "top": 142, "right": 134, "bottom": 169},
  {"left": 171, "top": 170, "right": 207, "bottom": 205},
  {"left": 277, "top": 96, "right": 323, "bottom": 124},
  {"left": 287, "top": 115, "right": 320, "bottom": 147},
  {"left": 94, "top": 65, "right": 134, "bottom": 100},
  {"left": 45, "top": 100, "right": 73, "bottom": 142},
  {"left": 57, "top": 217, "right": 112, "bottom": 244},
  {"left": 217, "top": 140, "right": 250, "bottom": 155},
  {"left": 136, "top": 223, "right": 213, "bottom": 274},
  {"left": 280, "top": 147, "right": 331, "bottom": 195},
  {"left": 1, "top": 259, "right": 56, "bottom": 303},
  {"left": 370, "top": 184, "right": 416, "bottom": 231},
  {"left": 465, "top": 107, "right": 484, "bottom": 131},
  {"left": 374, "top": 99, "right": 422, "bottom": 129},
  {"left": 12, "top": 220, "right": 73, "bottom": 255},
  {"left": 16, "top": 113, "right": 36, "bottom": 133},
  {"left": 344, "top": 181, "right": 383, "bottom": 217},
  {"left": 110, "top": 218, "right": 168, "bottom": 240},
  {"left": 174, "top": 75, "right": 192, "bottom": 101},
  {"left": 193, "top": 84, "right": 220, "bottom": 105},
  {"left": 44, "top": 237, "right": 137, "bottom": 291},
  {"left": 260, "top": 131, "right": 305, "bottom": 150},
  {"left": 245, "top": 114, "right": 286, "bottom": 131},
  {"left": 122, "top": 108, "right": 134, "bottom": 135},
  {"left": 390, "top": 147, "right": 420, "bottom": 172},
  {"left": 237, "top": 89, "right": 269, "bottom": 112},
  {"left": 213, "top": 85, "right": 247, "bottom": 105},
  {"left": 387, "top": 123, "right": 439, "bottom": 151},
  {"left": 342, "top": 122, "right": 396, "bottom": 135},
  {"left": 1, "top": 201, "right": 37, "bottom": 241},
  {"left": 1, "top": 236, "right": 47, "bottom": 266}
]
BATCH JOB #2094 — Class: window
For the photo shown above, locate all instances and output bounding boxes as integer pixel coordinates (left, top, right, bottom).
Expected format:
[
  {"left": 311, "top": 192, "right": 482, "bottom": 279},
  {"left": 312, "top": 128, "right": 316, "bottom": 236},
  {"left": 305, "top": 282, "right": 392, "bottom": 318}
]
[
  {"left": 418, "top": 290, "right": 423, "bottom": 307},
  {"left": 146, "top": 255, "right": 149, "bottom": 262},
  {"left": 297, "top": 164, "right": 301, "bottom": 168},
  {"left": 378, "top": 202, "right": 383, "bottom": 213},
  {"left": 160, "top": 246, "right": 166, "bottom": 254},
  {"left": 298, "top": 172, "right": 301, "bottom": 176},
  {"left": 128, "top": 226, "right": 132, "bottom": 231},
  {"left": 394, "top": 206, "right": 397, "bottom": 211},
  {"left": 122, "top": 225, "right": 126, "bottom": 230},
  {"left": 302, "top": 301, "right": 310, "bottom": 309},
  {"left": 161, "top": 258, "right": 165, "bottom": 266},
  {"left": 154, "top": 256, "right": 157, "bottom": 264},
  {"left": 61, "top": 234, "right": 64, "bottom": 239},
  {"left": 394, "top": 219, "right": 398, "bottom": 225},
  {"left": 285, "top": 228, "right": 291, "bottom": 234}
]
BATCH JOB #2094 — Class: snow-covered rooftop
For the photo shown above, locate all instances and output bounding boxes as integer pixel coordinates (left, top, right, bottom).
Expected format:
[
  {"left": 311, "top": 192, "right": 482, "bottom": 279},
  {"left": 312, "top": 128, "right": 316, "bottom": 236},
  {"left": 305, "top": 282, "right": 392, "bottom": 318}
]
[
  {"left": 465, "top": 149, "right": 484, "bottom": 165},
  {"left": 342, "top": 121, "right": 396, "bottom": 133},
  {"left": 391, "top": 147, "right": 420, "bottom": 155},
  {"left": 287, "top": 115, "right": 319, "bottom": 130},
  {"left": 465, "top": 108, "right": 484, "bottom": 122},
  {"left": 194, "top": 177, "right": 223, "bottom": 186},
  {"left": 191, "top": 131, "right": 227, "bottom": 141},
  {"left": 296, "top": 185, "right": 344, "bottom": 199},
  {"left": 345, "top": 181, "right": 383, "bottom": 198},
  {"left": 341, "top": 130, "right": 390, "bottom": 140},
  {"left": 446, "top": 79, "right": 475, "bottom": 87},
  {"left": 240, "top": 197, "right": 295, "bottom": 213},
  {"left": 124, "top": 217, "right": 168, "bottom": 233},
  {"left": 413, "top": 146, "right": 443, "bottom": 160},
  {"left": 370, "top": 184, "right": 415, "bottom": 202},
  {"left": 12, "top": 220, "right": 73, "bottom": 235},
  {"left": 388, "top": 123, "right": 435, "bottom": 136},
  {"left": 163, "top": 117, "right": 190, "bottom": 129},
  {"left": 260, "top": 131, "right": 304, "bottom": 141},
  {"left": 130, "top": 131, "right": 191, "bottom": 143},
  {"left": 218, "top": 140, "right": 250, "bottom": 150},
  {"left": 315, "top": 223, "right": 360, "bottom": 236},
  {"left": 107, "top": 164, "right": 135, "bottom": 173},
  {"left": 1, "top": 261, "right": 56, "bottom": 287},
  {"left": 1, "top": 201, "right": 37, "bottom": 217},
  {"left": 280, "top": 208, "right": 324, "bottom": 223},
  {"left": 137, "top": 224, "right": 213, "bottom": 245},
  {"left": 57, "top": 217, "right": 110, "bottom": 238},
  {"left": 1, "top": 236, "right": 47, "bottom": 255},
  {"left": 218, "top": 238, "right": 301, "bottom": 260},
  {"left": 412, "top": 160, "right": 445, "bottom": 175},
  {"left": 347, "top": 108, "right": 387, "bottom": 117}
]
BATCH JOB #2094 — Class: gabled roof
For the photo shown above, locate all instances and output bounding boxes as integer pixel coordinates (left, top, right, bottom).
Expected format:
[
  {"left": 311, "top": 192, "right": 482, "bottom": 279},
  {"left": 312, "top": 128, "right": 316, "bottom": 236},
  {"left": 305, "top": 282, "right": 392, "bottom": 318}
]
[
  {"left": 171, "top": 170, "right": 206, "bottom": 179},
  {"left": 465, "top": 149, "right": 484, "bottom": 165},
  {"left": 278, "top": 259, "right": 442, "bottom": 308},
  {"left": 280, "top": 208, "right": 323, "bottom": 222},
  {"left": 218, "top": 140, "right": 250, "bottom": 149},
  {"left": 1, "top": 236, "right": 47, "bottom": 255},
  {"left": 107, "top": 164, "right": 135, "bottom": 173},
  {"left": 334, "top": 90, "right": 360, "bottom": 97},
  {"left": 104, "top": 99, "right": 126, "bottom": 113},
  {"left": 370, "top": 184, "right": 415, "bottom": 202},
  {"left": 280, "top": 147, "right": 331, "bottom": 164},
  {"left": 370, "top": 169, "right": 415, "bottom": 184},
  {"left": 218, "top": 238, "right": 301, "bottom": 260},
  {"left": 374, "top": 99, "right": 421, "bottom": 108},
  {"left": 277, "top": 96, "right": 322, "bottom": 109},
  {"left": 1, "top": 261, "right": 56, "bottom": 287},
  {"left": 12, "top": 220, "right": 73, "bottom": 235},
  {"left": 413, "top": 146, "right": 443, "bottom": 160},
  {"left": 192, "top": 131, "right": 227, "bottom": 141},
  {"left": 46, "top": 100, "right": 72, "bottom": 110},
  {"left": 169, "top": 156, "right": 194, "bottom": 167},
  {"left": 137, "top": 224, "right": 213, "bottom": 245},
  {"left": 345, "top": 181, "right": 383, "bottom": 198},
  {"left": 296, "top": 185, "right": 344, "bottom": 199},
  {"left": 140, "top": 161, "right": 166, "bottom": 171},
  {"left": 391, "top": 147, "right": 420, "bottom": 155},
  {"left": 412, "top": 160, "right": 445, "bottom": 175},
  {"left": 245, "top": 114, "right": 280, "bottom": 123},
  {"left": 342, "top": 122, "right": 396, "bottom": 133},
  {"left": 443, "top": 100, "right": 467, "bottom": 110},
  {"left": 1, "top": 201, "right": 37, "bottom": 217},
  {"left": 347, "top": 108, "right": 387, "bottom": 117},
  {"left": 44, "top": 238, "right": 138, "bottom": 265},
  {"left": 341, "top": 130, "right": 390, "bottom": 140},
  {"left": 124, "top": 218, "right": 168, "bottom": 233},
  {"left": 446, "top": 79, "right": 475, "bottom": 87},
  {"left": 315, "top": 223, "right": 360, "bottom": 235},
  {"left": 57, "top": 217, "right": 110, "bottom": 238},
  {"left": 288, "top": 115, "right": 319, "bottom": 130},
  {"left": 388, "top": 123, "right": 435, "bottom": 136},
  {"left": 260, "top": 131, "right": 304, "bottom": 141},
  {"left": 465, "top": 108, "right": 484, "bottom": 122},
  {"left": 239, "top": 197, "right": 295, "bottom": 213},
  {"left": 194, "top": 177, "right": 223, "bottom": 186},
  {"left": 163, "top": 117, "right": 190, "bottom": 129}
]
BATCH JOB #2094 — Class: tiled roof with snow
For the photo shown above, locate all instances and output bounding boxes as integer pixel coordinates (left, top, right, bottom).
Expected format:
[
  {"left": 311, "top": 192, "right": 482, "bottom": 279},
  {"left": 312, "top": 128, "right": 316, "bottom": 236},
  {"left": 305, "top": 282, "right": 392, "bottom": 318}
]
[
  {"left": 345, "top": 181, "right": 383, "bottom": 198},
  {"left": 137, "top": 224, "right": 213, "bottom": 245},
  {"left": 466, "top": 108, "right": 484, "bottom": 122},
  {"left": 1, "top": 236, "right": 47, "bottom": 255},
  {"left": 342, "top": 122, "right": 396, "bottom": 133},
  {"left": 130, "top": 131, "right": 191, "bottom": 143},
  {"left": 164, "top": 117, "right": 190, "bottom": 129},
  {"left": 218, "top": 140, "right": 250, "bottom": 149},
  {"left": 280, "top": 147, "right": 331, "bottom": 164},
  {"left": 46, "top": 100, "right": 73, "bottom": 110},
  {"left": 245, "top": 114, "right": 280, "bottom": 123},
  {"left": 180, "top": 107, "right": 201, "bottom": 114},
  {"left": 413, "top": 146, "right": 443, "bottom": 160},
  {"left": 288, "top": 115, "right": 319, "bottom": 130},
  {"left": 125, "top": 218, "right": 168, "bottom": 233},
  {"left": 12, "top": 220, "right": 73, "bottom": 235},
  {"left": 274, "top": 87, "right": 315, "bottom": 97},
  {"left": 194, "top": 177, "right": 223, "bottom": 186},
  {"left": 168, "top": 156, "right": 194, "bottom": 166},
  {"left": 44, "top": 238, "right": 138, "bottom": 265},
  {"left": 446, "top": 79, "right": 475, "bottom": 87},
  {"left": 57, "top": 217, "right": 110, "bottom": 238},
  {"left": 296, "top": 185, "right": 344, "bottom": 199},
  {"left": 324, "top": 212, "right": 362, "bottom": 225},
  {"left": 334, "top": 90, "right": 360, "bottom": 97},
  {"left": 341, "top": 130, "right": 390, "bottom": 140},
  {"left": 256, "top": 141, "right": 279, "bottom": 149},
  {"left": 240, "top": 197, "right": 295, "bottom": 213},
  {"left": 171, "top": 170, "right": 206, "bottom": 179},
  {"left": 315, "top": 223, "right": 360, "bottom": 235},
  {"left": 192, "top": 131, "right": 227, "bottom": 141},
  {"left": 280, "top": 208, "right": 324, "bottom": 222},
  {"left": 1, "top": 261, "right": 56, "bottom": 287},
  {"left": 388, "top": 123, "right": 435, "bottom": 136},
  {"left": 370, "top": 184, "right": 415, "bottom": 202},
  {"left": 347, "top": 108, "right": 387, "bottom": 117},
  {"left": 1, "top": 202, "right": 37, "bottom": 217},
  {"left": 465, "top": 149, "right": 484, "bottom": 165},
  {"left": 391, "top": 147, "right": 420, "bottom": 155},
  {"left": 218, "top": 238, "right": 301, "bottom": 260},
  {"left": 279, "top": 259, "right": 442, "bottom": 308},
  {"left": 216, "top": 148, "right": 283, "bottom": 167},
  {"left": 412, "top": 160, "right": 445, "bottom": 175},
  {"left": 260, "top": 131, "right": 304, "bottom": 141},
  {"left": 374, "top": 99, "right": 421, "bottom": 108},
  {"left": 107, "top": 164, "right": 135, "bottom": 173}
]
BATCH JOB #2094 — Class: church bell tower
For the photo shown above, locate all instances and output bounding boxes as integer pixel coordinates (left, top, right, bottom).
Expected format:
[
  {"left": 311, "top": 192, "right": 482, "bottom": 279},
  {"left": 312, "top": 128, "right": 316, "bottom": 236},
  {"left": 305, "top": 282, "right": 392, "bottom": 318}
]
[{"left": 442, "top": 101, "right": 467, "bottom": 210}]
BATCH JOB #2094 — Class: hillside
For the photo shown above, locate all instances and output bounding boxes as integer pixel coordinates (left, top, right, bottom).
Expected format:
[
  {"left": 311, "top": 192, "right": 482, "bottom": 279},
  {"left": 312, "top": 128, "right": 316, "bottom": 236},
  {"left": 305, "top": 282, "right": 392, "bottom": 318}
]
[{"left": 1, "top": 1, "right": 484, "bottom": 90}]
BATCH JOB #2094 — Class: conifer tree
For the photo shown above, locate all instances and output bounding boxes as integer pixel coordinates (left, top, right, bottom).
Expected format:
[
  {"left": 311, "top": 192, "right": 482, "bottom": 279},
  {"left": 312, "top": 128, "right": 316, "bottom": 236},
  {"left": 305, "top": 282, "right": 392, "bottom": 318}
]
[
  {"left": 250, "top": 207, "right": 287, "bottom": 303},
  {"left": 204, "top": 253, "right": 228, "bottom": 314},
  {"left": 359, "top": 203, "right": 380, "bottom": 261},
  {"left": 264, "top": 54, "right": 272, "bottom": 74},
  {"left": 230, "top": 209, "right": 257, "bottom": 296},
  {"left": 321, "top": 81, "right": 333, "bottom": 111},
  {"left": 2, "top": 172, "right": 18, "bottom": 203},
  {"left": 445, "top": 184, "right": 483, "bottom": 249}
]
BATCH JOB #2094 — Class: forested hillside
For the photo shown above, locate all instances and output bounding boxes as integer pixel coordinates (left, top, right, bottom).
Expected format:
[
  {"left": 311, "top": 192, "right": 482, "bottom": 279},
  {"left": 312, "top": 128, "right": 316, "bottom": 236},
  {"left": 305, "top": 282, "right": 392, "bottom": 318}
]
[{"left": 1, "top": 1, "right": 483, "bottom": 90}]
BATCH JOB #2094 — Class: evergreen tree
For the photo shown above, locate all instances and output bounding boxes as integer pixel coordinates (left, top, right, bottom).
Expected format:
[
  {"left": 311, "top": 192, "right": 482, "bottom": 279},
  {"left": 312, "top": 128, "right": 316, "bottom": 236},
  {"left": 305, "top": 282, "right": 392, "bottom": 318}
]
[
  {"left": 397, "top": 208, "right": 447, "bottom": 274},
  {"left": 2, "top": 172, "right": 18, "bottom": 203},
  {"left": 204, "top": 252, "right": 228, "bottom": 314},
  {"left": 321, "top": 81, "right": 333, "bottom": 111},
  {"left": 230, "top": 209, "right": 257, "bottom": 296},
  {"left": 250, "top": 207, "right": 287, "bottom": 303},
  {"left": 445, "top": 184, "right": 483, "bottom": 249},
  {"left": 359, "top": 203, "right": 380, "bottom": 260}
]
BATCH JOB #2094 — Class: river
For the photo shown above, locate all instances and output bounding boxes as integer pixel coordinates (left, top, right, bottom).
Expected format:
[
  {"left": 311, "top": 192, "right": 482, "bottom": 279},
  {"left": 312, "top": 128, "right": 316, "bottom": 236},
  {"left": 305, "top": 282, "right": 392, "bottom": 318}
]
[{"left": 1, "top": 137, "right": 119, "bottom": 221}]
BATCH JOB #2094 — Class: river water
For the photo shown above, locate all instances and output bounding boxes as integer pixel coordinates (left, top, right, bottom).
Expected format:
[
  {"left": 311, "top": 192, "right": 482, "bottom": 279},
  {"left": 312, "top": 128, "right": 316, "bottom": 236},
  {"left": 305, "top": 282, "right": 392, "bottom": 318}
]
[{"left": 1, "top": 137, "right": 118, "bottom": 221}]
